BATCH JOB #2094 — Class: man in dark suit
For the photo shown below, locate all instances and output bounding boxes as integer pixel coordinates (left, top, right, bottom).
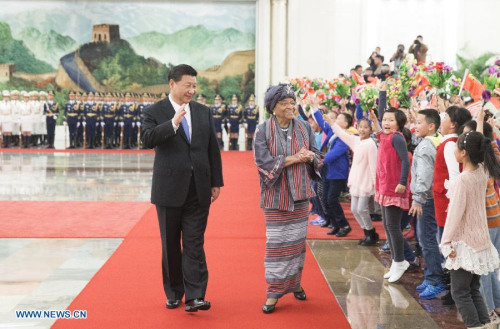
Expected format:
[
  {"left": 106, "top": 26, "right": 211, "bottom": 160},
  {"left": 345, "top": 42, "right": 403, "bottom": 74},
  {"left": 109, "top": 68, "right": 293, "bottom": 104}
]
[{"left": 141, "top": 64, "right": 224, "bottom": 312}]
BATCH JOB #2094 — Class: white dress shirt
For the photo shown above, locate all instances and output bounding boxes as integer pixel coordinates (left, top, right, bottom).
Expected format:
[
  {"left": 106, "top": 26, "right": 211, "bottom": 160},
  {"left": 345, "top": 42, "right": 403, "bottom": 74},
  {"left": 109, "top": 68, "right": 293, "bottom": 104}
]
[{"left": 169, "top": 94, "right": 192, "bottom": 140}]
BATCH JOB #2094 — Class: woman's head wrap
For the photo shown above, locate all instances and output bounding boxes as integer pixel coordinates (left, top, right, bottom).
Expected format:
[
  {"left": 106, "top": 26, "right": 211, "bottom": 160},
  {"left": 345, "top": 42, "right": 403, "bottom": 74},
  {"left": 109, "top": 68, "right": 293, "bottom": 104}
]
[{"left": 264, "top": 84, "right": 296, "bottom": 114}]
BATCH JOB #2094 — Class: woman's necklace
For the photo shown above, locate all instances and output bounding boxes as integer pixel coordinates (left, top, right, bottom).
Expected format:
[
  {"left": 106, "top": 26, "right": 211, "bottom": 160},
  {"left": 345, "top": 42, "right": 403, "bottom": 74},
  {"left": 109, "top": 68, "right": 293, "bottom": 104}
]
[{"left": 280, "top": 126, "right": 289, "bottom": 132}]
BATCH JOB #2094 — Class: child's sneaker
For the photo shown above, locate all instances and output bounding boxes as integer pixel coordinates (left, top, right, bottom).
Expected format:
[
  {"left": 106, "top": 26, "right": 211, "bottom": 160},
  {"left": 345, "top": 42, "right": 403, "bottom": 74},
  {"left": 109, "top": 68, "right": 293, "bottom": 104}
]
[
  {"left": 416, "top": 280, "right": 429, "bottom": 293},
  {"left": 419, "top": 282, "right": 446, "bottom": 300},
  {"left": 379, "top": 241, "right": 390, "bottom": 252}
]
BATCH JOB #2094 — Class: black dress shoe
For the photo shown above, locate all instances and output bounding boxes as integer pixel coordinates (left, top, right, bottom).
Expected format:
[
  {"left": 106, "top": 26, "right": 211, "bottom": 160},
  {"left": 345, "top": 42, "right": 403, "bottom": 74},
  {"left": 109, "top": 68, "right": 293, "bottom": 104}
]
[
  {"left": 262, "top": 300, "right": 278, "bottom": 314},
  {"left": 336, "top": 226, "right": 352, "bottom": 237},
  {"left": 327, "top": 226, "right": 339, "bottom": 235},
  {"left": 166, "top": 299, "right": 181, "bottom": 309},
  {"left": 185, "top": 299, "right": 211, "bottom": 312},
  {"left": 294, "top": 288, "right": 306, "bottom": 301}
]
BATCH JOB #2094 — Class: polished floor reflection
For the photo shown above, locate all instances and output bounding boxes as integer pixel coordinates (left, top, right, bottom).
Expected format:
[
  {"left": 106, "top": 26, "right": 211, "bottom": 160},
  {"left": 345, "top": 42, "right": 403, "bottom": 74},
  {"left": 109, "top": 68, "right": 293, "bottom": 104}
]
[
  {"left": 0, "top": 238, "right": 122, "bottom": 329},
  {"left": 309, "top": 240, "right": 467, "bottom": 329},
  {"left": 0, "top": 152, "right": 153, "bottom": 201}
]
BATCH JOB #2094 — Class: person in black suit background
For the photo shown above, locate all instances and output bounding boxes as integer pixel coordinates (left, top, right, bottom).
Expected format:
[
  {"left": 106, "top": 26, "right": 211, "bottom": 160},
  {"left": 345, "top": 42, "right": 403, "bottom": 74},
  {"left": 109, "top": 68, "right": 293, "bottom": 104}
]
[{"left": 141, "top": 64, "right": 224, "bottom": 312}]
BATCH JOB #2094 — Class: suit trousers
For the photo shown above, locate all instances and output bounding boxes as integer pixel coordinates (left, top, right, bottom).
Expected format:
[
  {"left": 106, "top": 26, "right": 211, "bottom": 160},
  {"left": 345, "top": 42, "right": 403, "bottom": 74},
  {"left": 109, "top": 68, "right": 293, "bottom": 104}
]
[{"left": 155, "top": 175, "right": 210, "bottom": 302}]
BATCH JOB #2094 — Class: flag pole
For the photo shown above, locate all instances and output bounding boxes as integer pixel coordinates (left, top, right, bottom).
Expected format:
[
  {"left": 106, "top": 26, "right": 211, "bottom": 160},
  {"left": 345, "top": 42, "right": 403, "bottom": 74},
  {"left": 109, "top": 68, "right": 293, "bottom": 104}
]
[{"left": 458, "top": 69, "right": 469, "bottom": 96}]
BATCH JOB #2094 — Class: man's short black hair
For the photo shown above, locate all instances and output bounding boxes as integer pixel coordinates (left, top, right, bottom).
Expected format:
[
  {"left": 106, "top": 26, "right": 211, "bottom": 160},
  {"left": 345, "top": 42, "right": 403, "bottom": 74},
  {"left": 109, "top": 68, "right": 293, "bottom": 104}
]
[
  {"left": 418, "top": 109, "right": 441, "bottom": 130},
  {"left": 168, "top": 64, "right": 197, "bottom": 82}
]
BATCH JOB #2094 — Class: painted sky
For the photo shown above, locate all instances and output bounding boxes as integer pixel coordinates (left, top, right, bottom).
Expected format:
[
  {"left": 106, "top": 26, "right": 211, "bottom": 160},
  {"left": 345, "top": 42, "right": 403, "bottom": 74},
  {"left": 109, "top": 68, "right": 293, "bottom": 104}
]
[{"left": 0, "top": 1, "right": 256, "bottom": 43}]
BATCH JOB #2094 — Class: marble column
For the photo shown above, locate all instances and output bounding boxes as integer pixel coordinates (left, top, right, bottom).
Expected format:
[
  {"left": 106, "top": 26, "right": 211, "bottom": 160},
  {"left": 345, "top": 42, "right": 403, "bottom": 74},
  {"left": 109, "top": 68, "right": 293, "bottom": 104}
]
[
  {"left": 271, "top": 0, "right": 288, "bottom": 85},
  {"left": 255, "top": 0, "right": 272, "bottom": 122}
]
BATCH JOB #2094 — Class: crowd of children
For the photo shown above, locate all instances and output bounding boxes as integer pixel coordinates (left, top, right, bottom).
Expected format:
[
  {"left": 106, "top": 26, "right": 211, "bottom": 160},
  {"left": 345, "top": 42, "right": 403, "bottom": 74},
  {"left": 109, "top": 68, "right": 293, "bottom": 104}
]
[{"left": 302, "top": 83, "right": 500, "bottom": 329}]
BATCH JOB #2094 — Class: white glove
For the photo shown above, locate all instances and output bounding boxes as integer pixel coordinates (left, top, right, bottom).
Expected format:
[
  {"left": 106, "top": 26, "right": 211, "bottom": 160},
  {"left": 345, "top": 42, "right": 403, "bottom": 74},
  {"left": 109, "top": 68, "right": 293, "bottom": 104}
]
[
  {"left": 132, "top": 122, "right": 136, "bottom": 128},
  {"left": 77, "top": 122, "right": 81, "bottom": 127},
  {"left": 114, "top": 122, "right": 117, "bottom": 127},
  {"left": 137, "top": 122, "right": 141, "bottom": 127},
  {"left": 54, "top": 115, "right": 57, "bottom": 120},
  {"left": 227, "top": 123, "right": 231, "bottom": 128},
  {"left": 101, "top": 121, "right": 104, "bottom": 126},
  {"left": 221, "top": 124, "right": 225, "bottom": 130},
  {"left": 120, "top": 122, "right": 124, "bottom": 127},
  {"left": 82, "top": 122, "right": 86, "bottom": 127},
  {"left": 244, "top": 123, "right": 248, "bottom": 129}
]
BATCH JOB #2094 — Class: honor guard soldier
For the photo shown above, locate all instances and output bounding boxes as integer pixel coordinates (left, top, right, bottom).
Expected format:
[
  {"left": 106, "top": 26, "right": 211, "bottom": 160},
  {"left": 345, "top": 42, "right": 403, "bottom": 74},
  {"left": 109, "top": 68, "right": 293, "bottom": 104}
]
[
  {"left": 84, "top": 92, "right": 98, "bottom": 148},
  {"left": 119, "top": 92, "right": 135, "bottom": 149},
  {"left": 102, "top": 92, "right": 116, "bottom": 149},
  {"left": 227, "top": 94, "right": 242, "bottom": 150},
  {"left": 135, "top": 93, "right": 148, "bottom": 149},
  {"left": 113, "top": 93, "right": 122, "bottom": 148},
  {"left": 75, "top": 92, "right": 84, "bottom": 147},
  {"left": 30, "top": 91, "right": 42, "bottom": 146},
  {"left": 10, "top": 90, "right": 20, "bottom": 146},
  {"left": 1, "top": 90, "right": 12, "bottom": 148},
  {"left": 20, "top": 91, "right": 33, "bottom": 148},
  {"left": 64, "top": 91, "right": 79, "bottom": 148},
  {"left": 196, "top": 93, "right": 207, "bottom": 105},
  {"left": 44, "top": 91, "right": 59, "bottom": 149},
  {"left": 243, "top": 94, "right": 259, "bottom": 150},
  {"left": 95, "top": 92, "right": 104, "bottom": 148},
  {"left": 210, "top": 94, "right": 226, "bottom": 149}
]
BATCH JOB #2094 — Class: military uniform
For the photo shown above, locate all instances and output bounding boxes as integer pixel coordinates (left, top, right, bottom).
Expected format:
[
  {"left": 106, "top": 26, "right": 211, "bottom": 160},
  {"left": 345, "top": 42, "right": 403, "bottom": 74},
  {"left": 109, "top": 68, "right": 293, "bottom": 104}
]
[
  {"left": 113, "top": 93, "right": 122, "bottom": 148},
  {"left": 119, "top": 93, "right": 135, "bottom": 149},
  {"left": 227, "top": 94, "right": 242, "bottom": 150},
  {"left": 83, "top": 92, "right": 99, "bottom": 148},
  {"left": 135, "top": 93, "right": 149, "bottom": 149},
  {"left": 44, "top": 91, "right": 59, "bottom": 149},
  {"left": 76, "top": 92, "right": 84, "bottom": 148},
  {"left": 1, "top": 90, "right": 12, "bottom": 147},
  {"left": 102, "top": 93, "right": 116, "bottom": 149},
  {"left": 243, "top": 94, "right": 259, "bottom": 151},
  {"left": 210, "top": 94, "right": 226, "bottom": 149},
  {"left": 64, "top": 91, "right": 79, "bottom": 148}
]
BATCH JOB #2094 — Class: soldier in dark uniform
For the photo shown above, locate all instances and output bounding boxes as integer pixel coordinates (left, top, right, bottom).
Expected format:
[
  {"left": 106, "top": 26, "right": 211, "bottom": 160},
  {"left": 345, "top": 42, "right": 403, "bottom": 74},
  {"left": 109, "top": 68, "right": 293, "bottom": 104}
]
[
  {"left": 75, "top": 92, "right": 84, "bottom": 148},
  {"left": 227, "top": 94, "right": 242, "bottom": 150},
  {"left": 196, "top": 93, "right": 207, "bottom": 105},
  {"left": 113, "top": 93, "right": 121, "bottom": 148},
  {"left": 64, "top": 91, "right": 79, "bottom": 149},
  {"left": 44, "top": 91, "right": 59, "bottom": 149},
  {"left": 210, "top": 94, "right": 226, "bottom": 150},
  {"left": 135, "top": 93, "right": 148, "bottom": 149},
  {"left": 119, "top": 92, "right": 135, "bottom": 149},
  {"left": 83, "top": 92, "right": 98, "bottom": 149},
  {"left": 95, "top": 92, "right": 104, "bottom": 148},
  {"left": 243, "top": 94, "right": 259, "bottom": 151},
  {"left": 102, "top": 92, "right": 115, "bottom": 149}
]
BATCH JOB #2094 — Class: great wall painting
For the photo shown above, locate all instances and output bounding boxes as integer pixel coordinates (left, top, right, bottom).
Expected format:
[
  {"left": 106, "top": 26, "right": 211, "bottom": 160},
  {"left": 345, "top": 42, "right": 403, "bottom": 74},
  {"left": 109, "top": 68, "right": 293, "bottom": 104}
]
[{"left": 0, "top": 1, "right": 256, "bottom": 102}]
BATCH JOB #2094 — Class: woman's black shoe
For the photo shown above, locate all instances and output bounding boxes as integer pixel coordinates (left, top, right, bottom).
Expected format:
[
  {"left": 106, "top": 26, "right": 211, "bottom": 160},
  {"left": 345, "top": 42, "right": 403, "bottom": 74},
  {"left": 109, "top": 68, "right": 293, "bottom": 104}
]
[
  {"left": 262, "top": 300, "right": 278, "bottom": 314},
  {"left": 327, "top": 226, "right": 339, "bottom": 235},
  {"left": 294, "top": 288, "right": 306, "bottom": 301}
]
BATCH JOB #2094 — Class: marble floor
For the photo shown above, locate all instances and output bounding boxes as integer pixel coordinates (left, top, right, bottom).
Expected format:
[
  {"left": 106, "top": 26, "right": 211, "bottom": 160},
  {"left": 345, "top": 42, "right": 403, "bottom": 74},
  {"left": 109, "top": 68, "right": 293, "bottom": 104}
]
[{"left": 0, "top": 151, "right": 471, "bottom": 328}]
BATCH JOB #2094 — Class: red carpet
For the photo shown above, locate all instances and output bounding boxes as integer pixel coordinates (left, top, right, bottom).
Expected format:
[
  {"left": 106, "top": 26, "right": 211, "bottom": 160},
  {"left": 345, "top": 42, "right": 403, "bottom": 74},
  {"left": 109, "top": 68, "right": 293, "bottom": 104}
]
[
  {"left": 306, "top": 203, "right": 388, "bottom": 240},
  {"left": 0, "top": 148, "right": 154, "bottom": 154},
  {"left": 0, "top": 201, "right": 151, "bottom": 238},
  {"left": 53, "top": 152, "right": 351, "bottom": 329}
]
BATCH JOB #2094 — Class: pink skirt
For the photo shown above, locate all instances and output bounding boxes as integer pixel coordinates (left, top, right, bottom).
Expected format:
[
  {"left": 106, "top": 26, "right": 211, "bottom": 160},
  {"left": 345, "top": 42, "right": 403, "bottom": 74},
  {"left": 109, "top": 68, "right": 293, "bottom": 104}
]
[{"left": 375, "top": 192, "right": 409, "bottom": 211}]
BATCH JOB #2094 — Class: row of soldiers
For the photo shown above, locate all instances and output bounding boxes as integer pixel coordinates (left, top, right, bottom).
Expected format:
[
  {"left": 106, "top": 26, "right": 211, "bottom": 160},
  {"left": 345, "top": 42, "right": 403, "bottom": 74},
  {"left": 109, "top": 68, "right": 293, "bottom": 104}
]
[
  {"left": 0, "top": 90, "right": 58, "bottom": 148},
  {"left": 1, "top": 90, "right": 259, "bottom": 150},
  {"left": 63, "top": 91, "right": 154, "bottom": 149},
  {"left": 204, "top": 94, "right": 259, "bottom": 150}
]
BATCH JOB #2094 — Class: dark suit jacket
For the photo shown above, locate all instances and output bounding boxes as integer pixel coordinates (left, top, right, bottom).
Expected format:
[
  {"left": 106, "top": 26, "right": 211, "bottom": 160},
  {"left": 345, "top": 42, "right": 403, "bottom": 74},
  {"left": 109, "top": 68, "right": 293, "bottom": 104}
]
[{"left": 141, "top": 97, "right": 224, "bottom": 207}]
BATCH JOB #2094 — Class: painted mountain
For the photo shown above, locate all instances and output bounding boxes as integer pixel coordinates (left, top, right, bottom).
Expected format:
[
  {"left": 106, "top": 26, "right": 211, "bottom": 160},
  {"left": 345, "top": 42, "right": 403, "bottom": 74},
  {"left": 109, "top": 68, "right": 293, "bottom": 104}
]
[
  {"left": 0, "top": 21, "right": 53, "bottom": 73},
  {"left": 127, "top": 25, "right": 255, "bottom": 70},
  {"left": 14, "top": 28, "right": 78, "bottom": 68}
]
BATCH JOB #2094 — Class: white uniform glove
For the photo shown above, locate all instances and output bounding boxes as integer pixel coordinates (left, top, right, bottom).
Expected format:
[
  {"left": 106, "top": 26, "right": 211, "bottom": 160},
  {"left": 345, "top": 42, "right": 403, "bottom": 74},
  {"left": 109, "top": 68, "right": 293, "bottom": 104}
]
[
  {"left": 114, "top": 122, "right": 117, "bottom": 127},
  {"left": 137, "top": 122, "right": 141, "bottom": 127},
  {"left": 227, "top": 123, "right": 231, "bottom": 128},
  {"left": 132, "top": 122, "right": 136, "bottom": 128},
  {"left": 54, "top": 115, "right": 57, "bottom": 120},
  {"left": 77, "top": 122, "right": 81, "bottom": 127},
  {"left": 82, "top": 122, "right": 86, "bottom": 127},
  {"left": 119, "top": 122, "right": 124, "bottom": 127},
  {"left": 221, "top": 124, "right": 225, "bottom": 130},
  {"left": 101, "top": 121, "right": 104, "bottom": 126},
  {"left": 244, "top": 123, "right": 248, "bottom": 129}
]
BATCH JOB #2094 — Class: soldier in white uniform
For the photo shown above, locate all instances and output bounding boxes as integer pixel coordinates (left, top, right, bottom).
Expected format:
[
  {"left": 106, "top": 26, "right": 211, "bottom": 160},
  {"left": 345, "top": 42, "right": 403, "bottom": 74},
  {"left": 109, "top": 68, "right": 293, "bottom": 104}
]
[
  {"left": 30, "top": 91, "right": 42, "bottom": 146},
  {"left": 10, "top": 90, "right": 21, "bottom": 147},
  {"left": 1, "top": 90, "right": 12, "bottom": 147},
  {"left": 20, "top": 91, "right": 33, "bottom": 148}
]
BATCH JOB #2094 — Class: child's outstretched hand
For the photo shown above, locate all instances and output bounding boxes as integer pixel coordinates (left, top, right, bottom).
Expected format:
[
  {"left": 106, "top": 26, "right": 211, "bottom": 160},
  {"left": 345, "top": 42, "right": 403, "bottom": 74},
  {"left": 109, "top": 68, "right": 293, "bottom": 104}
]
[{"left": 394, "top": 184, "right": 406, "bottom": 194}]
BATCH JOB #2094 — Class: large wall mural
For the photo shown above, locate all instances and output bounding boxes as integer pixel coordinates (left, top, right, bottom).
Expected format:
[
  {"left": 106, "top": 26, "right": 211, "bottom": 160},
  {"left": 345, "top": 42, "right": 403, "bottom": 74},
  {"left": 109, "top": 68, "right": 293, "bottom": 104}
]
[{"left": 0, "top": 1, "right": 256, "bottom": 102}]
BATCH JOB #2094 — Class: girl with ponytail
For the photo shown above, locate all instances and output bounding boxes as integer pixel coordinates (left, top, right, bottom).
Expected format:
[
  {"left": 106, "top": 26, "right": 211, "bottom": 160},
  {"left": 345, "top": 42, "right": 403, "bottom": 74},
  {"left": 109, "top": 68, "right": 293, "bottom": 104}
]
[{"left": 439, "top": 125, "right": 500, "bottom": 328}]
